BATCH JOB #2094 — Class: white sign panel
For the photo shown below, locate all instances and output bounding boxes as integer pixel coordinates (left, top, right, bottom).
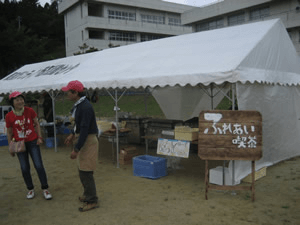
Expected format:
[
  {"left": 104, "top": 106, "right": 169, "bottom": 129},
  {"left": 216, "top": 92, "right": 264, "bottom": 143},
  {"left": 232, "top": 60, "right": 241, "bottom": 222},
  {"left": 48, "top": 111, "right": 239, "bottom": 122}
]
[{"left": 157, "top": 138, "right": 190, "bottom": 158}]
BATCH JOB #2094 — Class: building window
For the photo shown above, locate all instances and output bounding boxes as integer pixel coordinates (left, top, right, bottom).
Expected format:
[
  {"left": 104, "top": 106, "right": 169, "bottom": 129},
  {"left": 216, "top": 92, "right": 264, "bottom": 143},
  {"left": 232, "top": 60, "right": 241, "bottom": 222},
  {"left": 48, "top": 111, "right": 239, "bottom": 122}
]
[
  {"left": 196, "top": 18, "right": 224, "bottom": 32},
  {"left": 288, "top": 31, "right": 292, "bottom": 40},
  {"left": 228, "top": 13, "right": 245, "bottom": 26},
  {"left": 141, "top": 34, "right": 166, "bottom": 42},
  {"left": 88, "top": 4, "right": 103, "bottom": 17},
  {"left": 89, "top": 30, "right": 104, "bottom": 39},
  {"left": 108, "top": 10, "right": 136, "bottom": 21},
  {"left": 168, "top": 17, "right": 181, "bottom": 26},
  {"left": 299, "top": 30, "right": 300, "bottom": 42},
  {"left": 141, "top": 15, "right": 165, "bottom": 24},
  {"left": 109, "top": 31, "right": 136, "bottom": 42},
  {"left": 250, "top": 6, "right": 270, "bottom": 20}
]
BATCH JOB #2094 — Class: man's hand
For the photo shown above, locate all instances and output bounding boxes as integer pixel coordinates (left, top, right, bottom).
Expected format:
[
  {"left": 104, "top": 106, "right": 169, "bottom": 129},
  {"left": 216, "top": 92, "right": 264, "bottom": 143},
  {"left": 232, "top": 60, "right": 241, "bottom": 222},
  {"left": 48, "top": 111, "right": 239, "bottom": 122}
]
[
  {"left": 10, "top": 152, "right": 15, "bottom": 157},
  {"left": 70, "top": 150, "right": 78, "bottom": 159},
  {"left": 65, "top": 134, "right": 74, "bottom": 146}
]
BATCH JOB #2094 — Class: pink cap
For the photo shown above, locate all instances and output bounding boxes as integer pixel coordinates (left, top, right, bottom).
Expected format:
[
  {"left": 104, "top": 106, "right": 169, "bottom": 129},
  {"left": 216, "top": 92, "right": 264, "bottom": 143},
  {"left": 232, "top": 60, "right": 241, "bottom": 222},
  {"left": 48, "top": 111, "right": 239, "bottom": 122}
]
[
  {"left": 9, "top": 91, "right": 24, "bottom": 100},
  {"left": 61, "top": 80, "right": 84, "bottom": 92}
]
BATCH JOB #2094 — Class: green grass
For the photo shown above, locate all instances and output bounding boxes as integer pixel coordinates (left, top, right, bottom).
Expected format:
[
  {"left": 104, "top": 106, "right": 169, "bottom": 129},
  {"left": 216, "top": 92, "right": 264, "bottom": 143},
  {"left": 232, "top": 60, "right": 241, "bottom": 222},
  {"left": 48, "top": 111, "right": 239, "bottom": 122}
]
[
  {"left": 54, "top": 95, "right": 165, "bottom": 118},
  {"left": 2, "top": 93, "right": 234, "bottom": 119}
]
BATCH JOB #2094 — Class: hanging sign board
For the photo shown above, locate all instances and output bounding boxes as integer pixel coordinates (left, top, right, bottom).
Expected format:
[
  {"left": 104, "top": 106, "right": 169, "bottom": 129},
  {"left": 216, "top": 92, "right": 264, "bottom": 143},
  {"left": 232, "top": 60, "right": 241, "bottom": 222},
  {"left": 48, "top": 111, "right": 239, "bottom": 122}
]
[
  {"left": 157, "top": 138, "right": 190, "bottom": 158},
  {"left": 198, "top": 110, "right": 262, "bottom": 160}
]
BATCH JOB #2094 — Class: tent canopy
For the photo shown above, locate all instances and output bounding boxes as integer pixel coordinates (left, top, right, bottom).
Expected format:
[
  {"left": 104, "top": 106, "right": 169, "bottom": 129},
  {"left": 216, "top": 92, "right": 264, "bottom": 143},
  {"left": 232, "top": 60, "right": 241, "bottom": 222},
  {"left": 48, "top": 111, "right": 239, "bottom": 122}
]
[
  {"left": 1, "top": 19, "right": 300, "bottom": 184},
  {"left": 1, "top": 19, "right": 300, "bottom": 95}
]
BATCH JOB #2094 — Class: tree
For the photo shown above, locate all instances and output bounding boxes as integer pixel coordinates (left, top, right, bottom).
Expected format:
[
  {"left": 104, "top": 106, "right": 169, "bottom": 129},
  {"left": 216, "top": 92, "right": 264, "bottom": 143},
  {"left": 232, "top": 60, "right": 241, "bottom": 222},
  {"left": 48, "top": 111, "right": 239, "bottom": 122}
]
[{"left": 0, "top": 0, "right": 65, "bottom": 79}]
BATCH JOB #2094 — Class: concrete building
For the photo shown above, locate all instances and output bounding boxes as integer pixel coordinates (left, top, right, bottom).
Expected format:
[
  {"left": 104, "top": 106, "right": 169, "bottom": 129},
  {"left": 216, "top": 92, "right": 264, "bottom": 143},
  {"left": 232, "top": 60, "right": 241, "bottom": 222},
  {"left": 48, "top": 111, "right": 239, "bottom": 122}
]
[
  {"left": 58, "top": 0, "right": 194, "bottom": 56},
  {"left": 182, "top": 0, "right": 300, "bottom": 55}
]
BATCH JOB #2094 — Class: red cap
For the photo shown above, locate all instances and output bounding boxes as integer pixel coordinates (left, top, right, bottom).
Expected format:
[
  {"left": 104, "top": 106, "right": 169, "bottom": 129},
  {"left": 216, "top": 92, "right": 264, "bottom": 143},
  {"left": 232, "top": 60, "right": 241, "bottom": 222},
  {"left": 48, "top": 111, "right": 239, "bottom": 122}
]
[
  {"left": 9, "top": 91, "right": 24, "bottom": 100},
  {"left": 61, "top": 80, "right": 84, "bottom": 92}
]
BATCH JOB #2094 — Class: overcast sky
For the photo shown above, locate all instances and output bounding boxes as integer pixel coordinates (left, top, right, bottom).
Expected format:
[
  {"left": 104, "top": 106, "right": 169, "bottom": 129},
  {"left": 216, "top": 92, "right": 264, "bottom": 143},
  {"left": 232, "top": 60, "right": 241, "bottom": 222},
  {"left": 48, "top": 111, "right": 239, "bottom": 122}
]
[{"left": 38, "top": 0, "right": 219, "bottom": 7}]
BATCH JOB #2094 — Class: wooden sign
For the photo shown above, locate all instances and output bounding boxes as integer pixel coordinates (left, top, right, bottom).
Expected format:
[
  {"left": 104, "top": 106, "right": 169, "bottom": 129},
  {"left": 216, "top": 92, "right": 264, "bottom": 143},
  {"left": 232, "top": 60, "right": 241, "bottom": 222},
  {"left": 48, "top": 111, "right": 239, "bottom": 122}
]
[{"left": 198, "top": 110, "right": 262, "bottom": 160}]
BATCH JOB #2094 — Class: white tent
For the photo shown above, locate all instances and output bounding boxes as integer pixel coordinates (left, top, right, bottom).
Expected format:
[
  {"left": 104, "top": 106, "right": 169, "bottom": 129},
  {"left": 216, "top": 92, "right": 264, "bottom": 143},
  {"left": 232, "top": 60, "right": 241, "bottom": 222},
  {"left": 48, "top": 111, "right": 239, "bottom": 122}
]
[{"left": 1, "top": 19, "right": 300, "bottom": 183}]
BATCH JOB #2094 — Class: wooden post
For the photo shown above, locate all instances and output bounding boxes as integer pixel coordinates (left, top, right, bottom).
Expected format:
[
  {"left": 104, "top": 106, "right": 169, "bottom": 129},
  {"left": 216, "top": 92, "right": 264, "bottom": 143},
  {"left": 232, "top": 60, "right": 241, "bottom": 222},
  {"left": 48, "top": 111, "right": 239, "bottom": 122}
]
[
  {"left": 205, "top": 160, "right": 208, "bottom": 200},
  {"left": 252, "top": 160, "right": 255, "bottom": 201}
]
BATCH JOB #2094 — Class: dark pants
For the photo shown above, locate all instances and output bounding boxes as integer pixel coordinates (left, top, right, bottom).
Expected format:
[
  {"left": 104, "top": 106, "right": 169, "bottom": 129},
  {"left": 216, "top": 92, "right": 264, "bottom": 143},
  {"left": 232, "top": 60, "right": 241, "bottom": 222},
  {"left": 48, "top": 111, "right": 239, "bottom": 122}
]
[
  {"left": 79, "top": 170, "right": 98, "bottom": 204},
  {"left": 17, "top": 140, "right": 49, "bottom": 190}
]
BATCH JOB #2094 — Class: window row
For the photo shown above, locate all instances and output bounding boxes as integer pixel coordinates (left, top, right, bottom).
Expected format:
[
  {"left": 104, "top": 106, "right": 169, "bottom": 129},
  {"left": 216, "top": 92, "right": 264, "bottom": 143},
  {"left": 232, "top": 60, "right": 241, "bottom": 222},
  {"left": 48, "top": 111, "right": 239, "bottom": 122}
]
[
  {"left": 195, "top": 18, "right": 224, "bottom": 32},
  {"left": 88, "top": 30, "right": 167, "bottom": 42},
  {"left": 108, "top": 10, "right": 136, "bottom": 21},
  {"left": 141, "top": 15, "right": 165, "bottom": 24},
  {"left": 196, "top": 6, "right": 270, "bottom": 32},
  {"left": 109, "top": 31, "right": 136, "bottom": 41},
  {"left": 141, "top": 34, "right": 167, "bottom": 42}
]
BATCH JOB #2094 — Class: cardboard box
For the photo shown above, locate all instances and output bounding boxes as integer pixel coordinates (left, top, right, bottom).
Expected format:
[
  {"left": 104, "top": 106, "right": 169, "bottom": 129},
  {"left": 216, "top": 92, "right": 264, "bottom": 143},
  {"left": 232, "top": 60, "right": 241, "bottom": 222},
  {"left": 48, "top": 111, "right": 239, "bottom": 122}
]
[
  {"left": 120, "top": 146, "right": 137, "bottom": 155},
  {"left": 119, "top": 146, "right": 139, "bottom": 165},
  {"left": 174, "top": 126, "right": 199, "bottom": 141},
  {"left": 242, "top": 167, "right": 266, "bottom": 183}
]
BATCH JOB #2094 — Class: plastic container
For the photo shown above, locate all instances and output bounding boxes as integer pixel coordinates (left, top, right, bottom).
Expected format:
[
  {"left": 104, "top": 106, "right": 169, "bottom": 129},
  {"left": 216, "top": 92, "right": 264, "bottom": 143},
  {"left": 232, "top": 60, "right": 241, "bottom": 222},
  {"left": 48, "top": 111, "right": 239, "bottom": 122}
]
[
  {"left": 133, "top": 155, "right": 167, "bottom": 179},
  {"left": 45, "top": 137, "right": 59, "bottom": 148},
  {"left": 0, "top": 134, "right": 8, "bottom": 146}
]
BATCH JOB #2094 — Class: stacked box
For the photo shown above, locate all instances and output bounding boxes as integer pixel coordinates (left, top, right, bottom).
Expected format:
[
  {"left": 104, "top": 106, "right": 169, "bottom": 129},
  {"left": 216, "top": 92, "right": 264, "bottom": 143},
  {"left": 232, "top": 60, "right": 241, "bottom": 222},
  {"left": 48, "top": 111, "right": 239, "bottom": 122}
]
[
  {"left": 242, "top": 167, "right": 267, "bottom": 183},
  {"left": 119, "top": 146, "right": 139, "bottom": 165},
  {"left": 133, "top": 155, "right": 167, "bottom": 179},
  {"left": 0, "top": 134, "right": 8, "bottom": 146},
  {"left": 174, "top": 126, "right": 199, "bottom": 141}
]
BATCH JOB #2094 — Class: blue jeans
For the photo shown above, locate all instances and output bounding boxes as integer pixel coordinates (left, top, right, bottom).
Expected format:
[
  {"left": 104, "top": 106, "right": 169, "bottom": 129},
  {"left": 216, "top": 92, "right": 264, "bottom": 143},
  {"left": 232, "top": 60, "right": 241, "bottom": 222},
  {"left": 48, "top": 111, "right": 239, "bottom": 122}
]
[{"left": 17, "top": 140, "right": 49, "bottom": 190}]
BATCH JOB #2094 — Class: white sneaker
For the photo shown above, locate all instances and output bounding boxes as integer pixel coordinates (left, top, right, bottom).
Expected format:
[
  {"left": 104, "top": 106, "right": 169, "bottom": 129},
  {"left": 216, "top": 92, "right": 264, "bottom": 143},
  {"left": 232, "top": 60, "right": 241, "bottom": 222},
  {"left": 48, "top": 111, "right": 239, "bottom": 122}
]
[
  {"left": 27, "top": 190, "right": 35, "bottom": 199},
  {"left": 43, "top": 190, "right": 52, "bottom": 200}
]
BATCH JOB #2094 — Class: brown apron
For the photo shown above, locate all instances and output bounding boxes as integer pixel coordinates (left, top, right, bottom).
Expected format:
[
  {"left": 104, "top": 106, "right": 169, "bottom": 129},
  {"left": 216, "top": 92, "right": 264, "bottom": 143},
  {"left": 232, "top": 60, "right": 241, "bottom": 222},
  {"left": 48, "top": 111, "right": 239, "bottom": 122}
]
[{"left": 74, "top": 134, "right": 98, "bottom": 171}]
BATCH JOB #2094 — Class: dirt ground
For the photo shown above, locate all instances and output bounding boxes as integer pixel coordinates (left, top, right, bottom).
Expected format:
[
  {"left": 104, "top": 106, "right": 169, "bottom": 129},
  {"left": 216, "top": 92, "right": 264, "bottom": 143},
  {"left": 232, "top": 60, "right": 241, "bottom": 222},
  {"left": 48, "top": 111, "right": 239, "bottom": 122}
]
[{"left": 0, "top": 137, "right": 299, "bottom": 225}]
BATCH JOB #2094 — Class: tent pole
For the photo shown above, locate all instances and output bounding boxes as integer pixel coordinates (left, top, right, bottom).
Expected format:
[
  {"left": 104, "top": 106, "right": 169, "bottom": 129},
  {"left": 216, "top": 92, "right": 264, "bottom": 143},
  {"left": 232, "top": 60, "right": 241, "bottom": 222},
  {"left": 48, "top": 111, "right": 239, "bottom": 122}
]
[
  {"left": 211, "top": 83, "right": 227, "bottom": 185},
  {"left": 49, "top": 90, "right": 58, "bottom": 153},
  {"left": 115, "top": 90, "right": 120, "bottom": 168},
  {"left": 106, "top": 88, "right": 126, "bottom": 168},
  {"left": 210, "top": 83, "right": 214, "bottom": 110},
  {"left": 231, "top": 83, "right": 236, "bottom": 192}
]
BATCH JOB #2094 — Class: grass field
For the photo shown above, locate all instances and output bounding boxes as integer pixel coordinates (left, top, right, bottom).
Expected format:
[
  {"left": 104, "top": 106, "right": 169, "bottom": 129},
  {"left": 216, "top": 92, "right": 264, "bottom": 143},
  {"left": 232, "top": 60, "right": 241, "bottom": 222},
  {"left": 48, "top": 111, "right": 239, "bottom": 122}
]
[
  {"left": 55, "top": 95, "right": 166, "bottom": 118},
  {"left": 1, "top": 92, "right": 234, "bottom": 119}
]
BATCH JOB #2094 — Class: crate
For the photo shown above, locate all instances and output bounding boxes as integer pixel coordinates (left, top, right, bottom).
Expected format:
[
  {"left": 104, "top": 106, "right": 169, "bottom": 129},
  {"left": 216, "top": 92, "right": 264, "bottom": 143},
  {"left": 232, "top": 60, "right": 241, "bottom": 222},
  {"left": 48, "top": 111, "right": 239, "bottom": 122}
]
[
  {"left": 133, "top": 155, "right": 167, "bottom": 179},
  {"left": 174, "top": 126, "right": 199, "bottom": 141},
  {"left": 242, "top": 167, "right": 267, "bottom": 183},
  {"left": 0, "top": 134, "right": 8, "bottom": 146},
  {"left": 45, "top": 137, "right": 59, "bottom": 148}
]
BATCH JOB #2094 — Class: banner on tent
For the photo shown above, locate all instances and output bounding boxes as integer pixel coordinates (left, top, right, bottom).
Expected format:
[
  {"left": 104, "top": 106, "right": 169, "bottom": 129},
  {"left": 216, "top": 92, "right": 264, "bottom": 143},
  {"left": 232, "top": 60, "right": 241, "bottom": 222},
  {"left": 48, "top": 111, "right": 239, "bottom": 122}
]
[{"left": 198, "top": 110, "right": 262, "bottom": 160}]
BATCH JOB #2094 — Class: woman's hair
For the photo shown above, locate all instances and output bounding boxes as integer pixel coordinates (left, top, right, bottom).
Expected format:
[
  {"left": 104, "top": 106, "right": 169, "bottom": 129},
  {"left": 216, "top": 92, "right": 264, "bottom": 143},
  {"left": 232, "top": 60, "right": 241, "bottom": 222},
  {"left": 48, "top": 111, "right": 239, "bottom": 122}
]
[
  {"left": 70, "top": 89, "right": 86, "bottom": 98},
  {"left": 9, "top": 95, "right": 25, "bottom": 108}
]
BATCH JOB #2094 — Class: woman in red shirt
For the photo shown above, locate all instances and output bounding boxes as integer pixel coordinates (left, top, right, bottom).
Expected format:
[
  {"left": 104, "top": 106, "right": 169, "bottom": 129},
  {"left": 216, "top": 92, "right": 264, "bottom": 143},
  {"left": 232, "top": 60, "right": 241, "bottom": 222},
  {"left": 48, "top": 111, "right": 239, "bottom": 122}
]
[{"left": 6, "top": 91, "right": 52, "bottom": 200}]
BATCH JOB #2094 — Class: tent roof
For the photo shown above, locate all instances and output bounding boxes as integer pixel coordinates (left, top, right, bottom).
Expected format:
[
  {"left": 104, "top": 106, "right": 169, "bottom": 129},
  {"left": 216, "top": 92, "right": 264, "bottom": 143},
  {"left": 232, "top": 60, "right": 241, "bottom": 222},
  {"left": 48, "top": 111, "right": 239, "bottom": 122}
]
[{"left": 1, "top": 18, "right": 300, "bottom": 94}]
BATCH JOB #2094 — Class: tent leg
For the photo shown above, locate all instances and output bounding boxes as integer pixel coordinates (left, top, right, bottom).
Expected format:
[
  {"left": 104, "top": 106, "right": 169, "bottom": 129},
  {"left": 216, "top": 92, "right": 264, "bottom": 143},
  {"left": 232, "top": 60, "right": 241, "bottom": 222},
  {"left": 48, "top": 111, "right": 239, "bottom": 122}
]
[
  {"left": 231, "top": 83, "right": 237, "bottom": 193},
  {"left": 106, "top": 88, "right": 127, "bottom": 168},
  {"left": 49, "top": 90, "right": 58, "bottom": 153},
  {"left": 115, "top": 90, "right": 119, "bottom": 168}
]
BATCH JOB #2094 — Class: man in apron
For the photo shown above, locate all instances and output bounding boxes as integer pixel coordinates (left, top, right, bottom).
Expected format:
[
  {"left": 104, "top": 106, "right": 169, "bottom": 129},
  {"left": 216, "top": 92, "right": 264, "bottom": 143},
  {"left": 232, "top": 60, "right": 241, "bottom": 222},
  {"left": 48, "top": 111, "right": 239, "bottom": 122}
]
[{"left": 62, "top": 80, "right": 99, "bottom": 212}]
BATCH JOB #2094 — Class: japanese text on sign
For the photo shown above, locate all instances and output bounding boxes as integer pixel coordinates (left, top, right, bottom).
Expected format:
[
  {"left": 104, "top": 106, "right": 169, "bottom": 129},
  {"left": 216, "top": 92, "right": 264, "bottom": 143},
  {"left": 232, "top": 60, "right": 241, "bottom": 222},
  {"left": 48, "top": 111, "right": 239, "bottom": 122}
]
[{"left": 203, "top": 113, "right": 257, "bottom": 149}]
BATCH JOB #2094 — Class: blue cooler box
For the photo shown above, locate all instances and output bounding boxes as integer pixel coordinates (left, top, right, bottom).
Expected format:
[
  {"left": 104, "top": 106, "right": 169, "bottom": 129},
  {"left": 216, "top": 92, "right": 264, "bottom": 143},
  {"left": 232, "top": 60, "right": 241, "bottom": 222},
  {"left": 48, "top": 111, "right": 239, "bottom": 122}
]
[
  {"left": 0, "top": 134, "right": 8, "bottom": 146},
  {"left": 133, "top": 155, "right": 167, "bottom": 179}
]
